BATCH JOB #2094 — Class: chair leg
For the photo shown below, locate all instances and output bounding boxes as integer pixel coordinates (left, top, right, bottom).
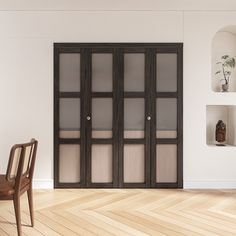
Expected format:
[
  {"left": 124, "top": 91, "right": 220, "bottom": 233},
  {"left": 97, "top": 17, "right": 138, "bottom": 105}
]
[
  {"left": 13, "top": 195, "right": 22, "bottom": 236},
  {"left": 27, "top": 186, "right": 34, "bottom": 227}
]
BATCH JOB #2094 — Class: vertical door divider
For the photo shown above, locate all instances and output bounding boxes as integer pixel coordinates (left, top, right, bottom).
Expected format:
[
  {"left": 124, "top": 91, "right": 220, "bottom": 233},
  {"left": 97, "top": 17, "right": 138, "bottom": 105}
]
[
  {"left": 85, "top": 49, "right": 92, "bottom": 187},
  {"left": 118, "top": 49, "right": 124, "bottom": 188},
  {"left": 177, "top": 46, "right": 183, "bottom": 188},
  {"left": 113, "top": 48, "right": 123, "bottom": 187},
  {"left": 150, "top": 49, "right": 157, "bottom": 187},
  {"left": 80, "top": 48, "right": 88, "bottom": 187},
  {"left": 53, "top": 46, "right": 60, "bottom": 188},
  {"left": 145, "top": 49, "right": 152, "bottom": 187}
]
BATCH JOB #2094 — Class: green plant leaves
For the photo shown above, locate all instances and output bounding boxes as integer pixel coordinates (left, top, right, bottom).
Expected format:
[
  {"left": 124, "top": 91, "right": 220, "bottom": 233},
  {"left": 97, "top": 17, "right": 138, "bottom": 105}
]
[
  {"left": 222, "top": 55, "right": 229, "bottom": 59},
  {"left": 225, "top": 57, "right": 235, "bottom": 68},
  {"left": 225, "top": 71, "right": 231, "bottom": 76},
  {"left": 215, "top": 55, "right": 235, "bottom": 81}
]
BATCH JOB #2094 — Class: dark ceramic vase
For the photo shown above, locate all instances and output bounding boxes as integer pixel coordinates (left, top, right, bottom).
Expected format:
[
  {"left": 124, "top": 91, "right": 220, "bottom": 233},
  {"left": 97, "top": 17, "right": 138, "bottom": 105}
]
[
  {"left": 222, "top": 83, "right": 229, "bottom": 92},
  {"left": 215, "top": 120, "right": 226, "bottom": 145}
]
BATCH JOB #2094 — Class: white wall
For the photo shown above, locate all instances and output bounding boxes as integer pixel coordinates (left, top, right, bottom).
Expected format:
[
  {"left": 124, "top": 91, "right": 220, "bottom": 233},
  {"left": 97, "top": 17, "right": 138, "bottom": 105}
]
[
  {"left": 1, "top": 1, "right": 236, "bottom": 188},
  {"left": 184, "top": 12, "right": 236, "bottom": 188}
]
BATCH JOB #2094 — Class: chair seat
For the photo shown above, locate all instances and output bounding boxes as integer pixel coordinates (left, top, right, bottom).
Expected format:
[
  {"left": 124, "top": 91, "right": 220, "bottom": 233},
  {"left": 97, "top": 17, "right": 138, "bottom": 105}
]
[{"left": 0, "top": 175, "right": 30, "bottom": 197}]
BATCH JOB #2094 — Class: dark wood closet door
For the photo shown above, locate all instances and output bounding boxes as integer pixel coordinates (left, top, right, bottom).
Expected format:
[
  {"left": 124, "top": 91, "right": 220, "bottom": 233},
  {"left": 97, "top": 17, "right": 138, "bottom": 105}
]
[
  {"left": 54, "top": 47, "right": 86, "bottom": 188},
  {"left": 86, "top": 48, "right": 117, "bottom": 187},
  {"left": 54, "top": 43, "right": 183, "bottom": 189},
  {"left": 121, "top": 49, "right": 151, "bottom": 187},
  {"left": 150, "top": 47, "right": 183, "bottom": 188}
]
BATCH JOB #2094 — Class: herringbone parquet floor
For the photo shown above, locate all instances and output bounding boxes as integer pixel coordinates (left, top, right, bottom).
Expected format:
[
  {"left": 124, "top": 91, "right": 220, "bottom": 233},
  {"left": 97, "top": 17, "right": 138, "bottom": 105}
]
[{"left": 0, "top": 189, "right": 236, "bottom": 235}]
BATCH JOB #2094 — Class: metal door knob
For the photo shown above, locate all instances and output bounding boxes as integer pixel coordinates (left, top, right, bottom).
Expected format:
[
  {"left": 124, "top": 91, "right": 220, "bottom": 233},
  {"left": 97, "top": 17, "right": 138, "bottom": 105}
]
[
  {"left": 147, "top": 116, "right": 151, "bottom": 121},
  {"left": 87, "top": 116, "right": 91, "bottom": 121}
]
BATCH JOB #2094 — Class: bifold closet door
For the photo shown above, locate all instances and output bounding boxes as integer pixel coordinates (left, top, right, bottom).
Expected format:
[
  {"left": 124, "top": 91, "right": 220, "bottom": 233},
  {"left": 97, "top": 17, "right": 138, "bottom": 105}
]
[
  {"left": 151, "top": 51, "right": 183, "bottom": 188},
  {"left": 55, "top": 51, "right": 85, "bottom": 188},
  {"left": 85, "top": 51, "right": 117, "bottom": 187},
  {"left": 54, "top": 43, "right": 183, "bottom": 189},
  {"left": 122, "top": 51, "right": 151, "bottom": 187}
]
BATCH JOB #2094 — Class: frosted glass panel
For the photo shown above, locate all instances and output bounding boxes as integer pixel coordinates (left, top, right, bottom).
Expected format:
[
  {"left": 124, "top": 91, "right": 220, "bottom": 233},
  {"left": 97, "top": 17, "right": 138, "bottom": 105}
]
[
  {"left": 91, "top": 145, "right": 112, "bottom": 183},
  {"left": 60, "top": 130, "right": 80, "bottom": 139},
  {"left": 156, "top": 98, "right": 177, "bottom": 138},
  {"left": 156, "top": 131, "right": 177, "bottom": 139},
  {"left": 92, "top": 54, "right": 113, "bottom": 92},
  {"left": 59, "top": 145, "right": 80, "bottom": 183},
  {"left": 92, "top": 98, "right": 113, "bottom": 138},
  {"left": 124, "top": 98, "right": 145, "bottom": 138},
  {"left": 156, "top": 53, "right": 177, "bottom": 92},
  {"left": 59, "top": 53, "right": 80, "bottom": 92},
  {"left": 124, "top": 145, "right": 145, "bottom": 183},
  {"left": 156, "top": 145, "right": 177, "bottom": 183},
  {"left": 60, "top": 98, "right": 80, "bottom": 132},
  {"left": 124, "top": 53, "right": 145, "bottom": 91}
]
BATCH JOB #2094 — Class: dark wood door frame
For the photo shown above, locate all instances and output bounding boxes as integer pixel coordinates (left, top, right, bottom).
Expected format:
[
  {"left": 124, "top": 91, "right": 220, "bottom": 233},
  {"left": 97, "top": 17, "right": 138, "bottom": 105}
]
[{"left": 54, "top": 43, "right": 183, "bottom": 189}]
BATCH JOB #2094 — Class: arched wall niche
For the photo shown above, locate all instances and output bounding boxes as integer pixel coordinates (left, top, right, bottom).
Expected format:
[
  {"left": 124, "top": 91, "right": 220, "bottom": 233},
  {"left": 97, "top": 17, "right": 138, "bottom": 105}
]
[{"left": 212, "top": 26, "right": 236, "bottom": 92}]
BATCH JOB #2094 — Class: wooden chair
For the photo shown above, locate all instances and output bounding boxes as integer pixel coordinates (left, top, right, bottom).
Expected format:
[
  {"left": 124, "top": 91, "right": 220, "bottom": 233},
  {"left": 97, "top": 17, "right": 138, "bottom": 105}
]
[{"left": 0, "top": 139, "right": 38, "bottom": 236}]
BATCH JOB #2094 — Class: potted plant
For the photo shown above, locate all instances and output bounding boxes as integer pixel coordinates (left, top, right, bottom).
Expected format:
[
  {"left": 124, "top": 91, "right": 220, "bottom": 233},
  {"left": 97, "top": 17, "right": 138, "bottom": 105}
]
[{"left": 215, "top": 55, "right": 236, "bottom": 92}]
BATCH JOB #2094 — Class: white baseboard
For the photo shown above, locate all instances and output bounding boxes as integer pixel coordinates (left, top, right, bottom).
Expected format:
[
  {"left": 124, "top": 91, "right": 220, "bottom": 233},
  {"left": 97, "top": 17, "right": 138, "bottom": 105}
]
[
  {"left": 33, "top": 179, "right": 53, "bottom": 189},
  {"left": 184, "top": 180, "right": 236, "bottom": 189},
  {"left": 32, "top": 179, "right": 236, "bottom": 189}
]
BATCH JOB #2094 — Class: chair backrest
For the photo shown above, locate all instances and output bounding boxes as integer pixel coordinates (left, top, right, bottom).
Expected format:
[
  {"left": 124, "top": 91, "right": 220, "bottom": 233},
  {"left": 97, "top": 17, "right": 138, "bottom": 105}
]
[{"left": 6, "top": 139, "right": 38, "bottom": 185}]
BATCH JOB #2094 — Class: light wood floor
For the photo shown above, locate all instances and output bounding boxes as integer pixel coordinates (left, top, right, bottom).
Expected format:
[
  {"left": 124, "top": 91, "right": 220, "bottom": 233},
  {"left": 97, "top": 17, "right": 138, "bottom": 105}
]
[{"left": 1, "top": 189, "right": 236, "bottom": 236}]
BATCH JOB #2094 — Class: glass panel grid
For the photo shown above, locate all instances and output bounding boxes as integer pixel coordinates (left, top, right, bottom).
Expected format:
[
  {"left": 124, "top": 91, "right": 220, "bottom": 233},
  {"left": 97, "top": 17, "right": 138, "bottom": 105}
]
[
  {"left": 59, "top": 145, "right": 80, "bottom": 183},
  {"left": 156, "top": 98, "right": 177, "bottom": 138},
  {"left": 156, "top": 144, "right": 177, "bottom": 183},
  {"left": 156, "top": 53, "right": 177, "bottom": 92},
  {"left": 124, "top": 144, "right": 145, "bottom": 183},
  {"left": 124, "top": 53, "right": 145, "bottom": 91},
  {"left": 59, "top": 53, "right": 80, "bottom": 92},
  {"left": 92, "top": 54, "right": 113, "bottom": 92},
  {"left": 124, "top": 98, "right": 145, "bottom": 138},
  {"left": 59, "top": 98, "right": 80, "bottom": 137},
  {"left": 92, "top": 98, "right": 113, "bottom": 138},
  {"left": 91, "top": 145, "right": 113, "bottom": 183}
]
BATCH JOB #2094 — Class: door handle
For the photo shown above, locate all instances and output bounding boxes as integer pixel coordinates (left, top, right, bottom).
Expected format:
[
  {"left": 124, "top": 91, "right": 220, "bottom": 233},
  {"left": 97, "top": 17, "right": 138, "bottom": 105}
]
[
  {"left": 86, "top": 116, "right": 91, "bottom": 121},
  {"left": 147, "top": 116, "right": 151, "bottom": 121}
]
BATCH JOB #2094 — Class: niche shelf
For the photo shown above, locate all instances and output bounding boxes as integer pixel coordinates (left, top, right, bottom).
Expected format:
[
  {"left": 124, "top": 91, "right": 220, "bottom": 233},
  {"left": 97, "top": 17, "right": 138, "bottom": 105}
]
[
  {"left": 212, "top": 25, "right": 236, "bottom": 92},
  {"left": 206, "top": 105, "right": 236, "bottom": 146}
]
